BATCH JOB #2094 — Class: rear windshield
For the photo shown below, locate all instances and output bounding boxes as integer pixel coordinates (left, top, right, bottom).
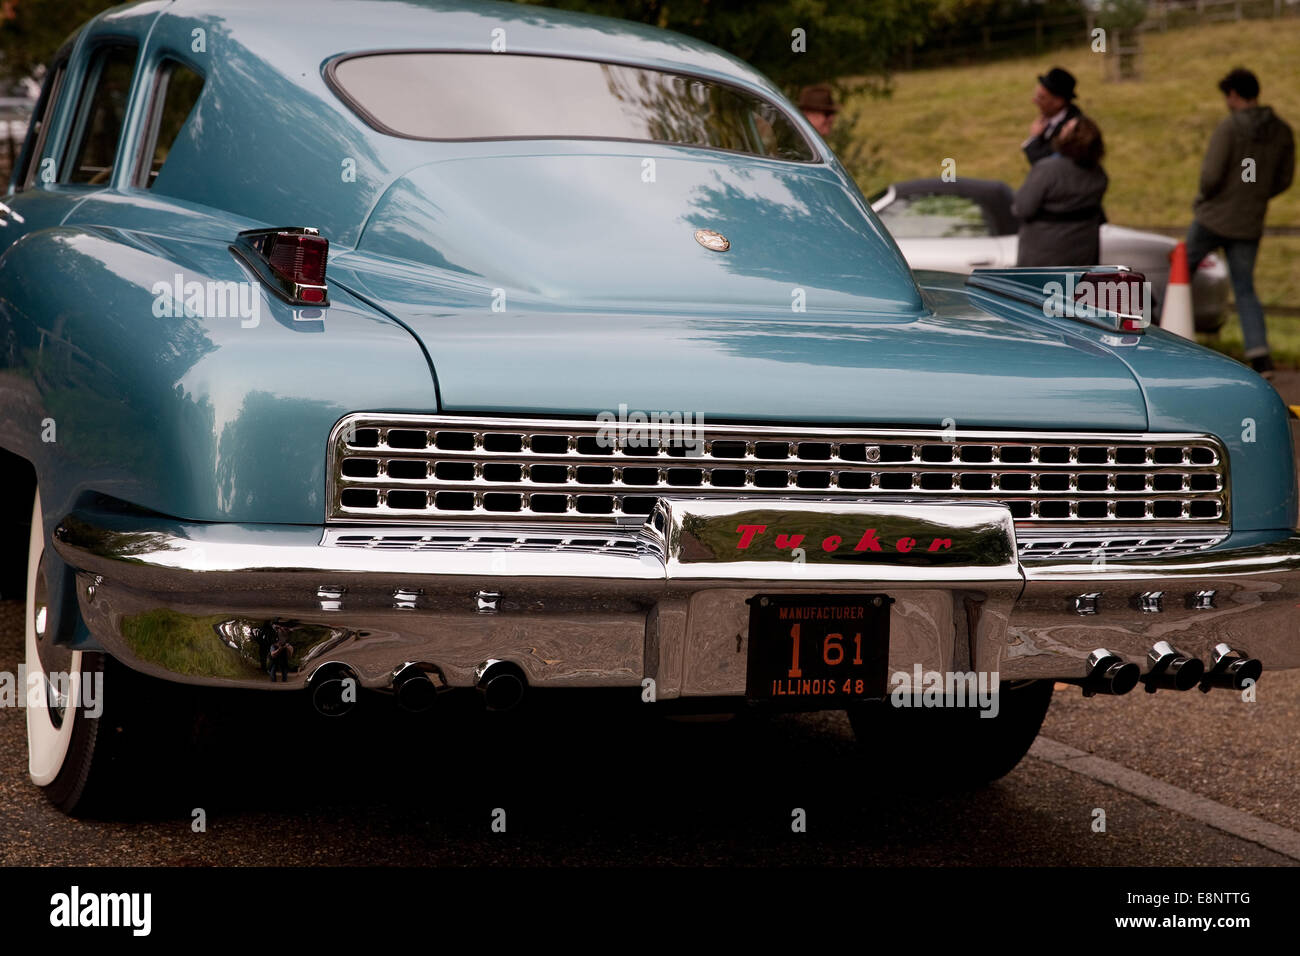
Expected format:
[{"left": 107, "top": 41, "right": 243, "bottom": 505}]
[{"left": 328, "top": 53, "right": 817, "bottom": 162}]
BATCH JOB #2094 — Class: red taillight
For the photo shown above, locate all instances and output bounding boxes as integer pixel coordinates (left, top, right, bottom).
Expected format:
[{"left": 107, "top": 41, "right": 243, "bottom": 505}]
[
  {"left": 1074, "top": 270, "right": 1150, "bottom": 330},
  {"left": 231, "top": 227, "right": 329, "bottom": 307},
  {"left": 266, "top": 233, "right": 328, "bottom": 286}
]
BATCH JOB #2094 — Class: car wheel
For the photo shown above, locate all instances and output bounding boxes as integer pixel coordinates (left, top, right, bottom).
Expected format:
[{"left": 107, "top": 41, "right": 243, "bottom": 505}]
[
  {"left": 24, "top": 489, "right": 194, "bottom": 816},
  {"left": 25, "top": 488, "right": 102, "bottom": 812},
  {"left": 845, "top": 679, "right": 1053, "bottom": 789}
]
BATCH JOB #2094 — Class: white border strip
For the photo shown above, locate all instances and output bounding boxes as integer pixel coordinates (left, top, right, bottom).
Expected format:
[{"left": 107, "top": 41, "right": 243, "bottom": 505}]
[{"left": 1031, "top": 736, "right": 1300, "bottom": 862}]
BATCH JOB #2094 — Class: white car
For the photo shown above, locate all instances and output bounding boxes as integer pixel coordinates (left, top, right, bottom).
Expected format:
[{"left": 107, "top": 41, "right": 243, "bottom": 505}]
[{"left": 871, "top": 178, "right": 1230, "bottom": 332}]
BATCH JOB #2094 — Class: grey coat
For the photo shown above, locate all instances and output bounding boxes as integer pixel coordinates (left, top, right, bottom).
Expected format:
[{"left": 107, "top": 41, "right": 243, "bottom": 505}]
[{"left": 1012, "top": 155, "right": 1108, "bottom": 267}]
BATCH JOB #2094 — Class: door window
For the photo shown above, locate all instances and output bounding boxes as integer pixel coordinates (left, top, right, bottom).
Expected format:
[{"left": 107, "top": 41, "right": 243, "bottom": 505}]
[
  {"left": 136, "top": 59, "right": 204, "bottom": 189},
  {"left": 62, "top": 43, "right": 138, "bottom": 185},
  {"left": 15, "top": 61, "right": 66, "bottom": 190}
]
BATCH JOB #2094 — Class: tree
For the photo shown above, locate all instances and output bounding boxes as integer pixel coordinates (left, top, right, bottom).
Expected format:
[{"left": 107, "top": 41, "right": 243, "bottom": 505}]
[
  {"left": 0, "top": 0, "right": 119, "bottom": 80},
  {"left": 523, "top": 1, "right": 932, "bottom": 95}
]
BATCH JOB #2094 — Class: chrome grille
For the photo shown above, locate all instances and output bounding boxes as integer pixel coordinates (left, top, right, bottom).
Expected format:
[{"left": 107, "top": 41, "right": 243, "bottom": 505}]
[
  {"left": 322, "top": 528, "right": 1225, "bottom": 562},
  {"left": 1016, "top": 534, "right": 1227, "bottom": 560},
  {"left": 323, "top": 529, "right": 654, "bottom": 556},
  {"left": 327, "top": 415, "right": 1230, "bottom": 527}
]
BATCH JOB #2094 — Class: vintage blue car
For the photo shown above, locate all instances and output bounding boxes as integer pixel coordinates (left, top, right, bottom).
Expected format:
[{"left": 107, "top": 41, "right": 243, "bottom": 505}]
[{"left": 3, "top": 0, "right": 1297, "bottom": 815}]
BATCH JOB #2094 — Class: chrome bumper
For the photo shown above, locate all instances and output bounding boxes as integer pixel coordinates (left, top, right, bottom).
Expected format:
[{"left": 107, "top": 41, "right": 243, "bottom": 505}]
[{"left": 51, "top": 499, "right": 1300, "bottom": 694}]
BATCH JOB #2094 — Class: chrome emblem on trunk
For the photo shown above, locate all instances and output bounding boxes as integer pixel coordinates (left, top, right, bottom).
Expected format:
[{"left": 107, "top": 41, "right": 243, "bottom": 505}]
[{"left": 694, "top": 229, "right": 730, "bottom": 252}]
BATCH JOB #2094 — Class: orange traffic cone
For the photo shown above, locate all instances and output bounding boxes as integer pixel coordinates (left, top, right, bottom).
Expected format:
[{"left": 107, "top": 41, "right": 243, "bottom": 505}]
[{"left": 1160, "top": 241, "right": 1195, "bottom": 339}]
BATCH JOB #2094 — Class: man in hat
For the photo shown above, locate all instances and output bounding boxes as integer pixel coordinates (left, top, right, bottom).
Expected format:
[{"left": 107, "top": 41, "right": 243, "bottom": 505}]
[
  {"left": 798, "top": 83, "right": 839, "bottom": 139},
  {"left": 1023, "top": 67, "right": 1082, "bottom": 165}
]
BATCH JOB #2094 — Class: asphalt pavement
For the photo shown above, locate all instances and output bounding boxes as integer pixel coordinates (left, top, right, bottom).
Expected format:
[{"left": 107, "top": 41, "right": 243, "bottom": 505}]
[{"left": 1, "top": 594, "right": 1297, "bottom": 866}]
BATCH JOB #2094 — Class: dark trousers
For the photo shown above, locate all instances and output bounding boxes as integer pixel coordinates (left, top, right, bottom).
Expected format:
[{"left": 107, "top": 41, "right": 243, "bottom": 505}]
[{"left": 1185, "top": 220, "right": 1267, "bottom": 358}]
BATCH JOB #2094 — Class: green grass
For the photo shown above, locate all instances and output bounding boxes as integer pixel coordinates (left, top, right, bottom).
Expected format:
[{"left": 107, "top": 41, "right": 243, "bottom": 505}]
[
  {"left": 844, "top": 17, "right": 1300, "bottom": 362},
  {"left": 120, "top": 609, "right": 263, "bottom": 681}
]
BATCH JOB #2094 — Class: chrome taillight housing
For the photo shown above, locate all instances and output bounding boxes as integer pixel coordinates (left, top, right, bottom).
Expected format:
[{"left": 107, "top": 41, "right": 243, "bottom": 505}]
[{"left": 231, "top": 226, "right": 329, "bottom": 306}]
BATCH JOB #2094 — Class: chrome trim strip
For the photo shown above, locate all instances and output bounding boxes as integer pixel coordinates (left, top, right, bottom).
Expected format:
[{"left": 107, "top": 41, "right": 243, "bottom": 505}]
[{"left": 319, "top": 526, "right": 1226, "bottom": 562}]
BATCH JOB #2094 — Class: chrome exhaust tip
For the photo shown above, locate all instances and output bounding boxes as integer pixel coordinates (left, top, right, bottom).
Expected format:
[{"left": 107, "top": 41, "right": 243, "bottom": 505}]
[
  {"left": 1199, "top": 643, "right": 1262, "bottom": 692},
  {"left": 308, "top": 663, "right": 361, "bottom": 717},
  {"left": 1082, "top": 648, "right": 1140, "bottom": 697},
  {"left": 1142, "top": 641, "right": 1205, "bottom": 692},
  {"left": 392, "top": 663, "right": 439, "bottom": 713},
  {"left": 475, "top": 659, "right": 526, "bottom": 712}
]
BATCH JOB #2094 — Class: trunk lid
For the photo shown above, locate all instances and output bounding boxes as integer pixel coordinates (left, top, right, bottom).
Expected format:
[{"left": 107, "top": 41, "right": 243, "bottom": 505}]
[{"left": 336, "top": 152, "right": 1148, "bottom": 430}]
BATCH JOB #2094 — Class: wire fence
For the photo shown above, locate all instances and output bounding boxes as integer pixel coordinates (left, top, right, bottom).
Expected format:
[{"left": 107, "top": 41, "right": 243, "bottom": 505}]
[
  {"left": 900, "top": 12, "right": 1088, "bottom": 69},
  {"left": 899, "top": 0, "right": 1300, "bottom": 71}
]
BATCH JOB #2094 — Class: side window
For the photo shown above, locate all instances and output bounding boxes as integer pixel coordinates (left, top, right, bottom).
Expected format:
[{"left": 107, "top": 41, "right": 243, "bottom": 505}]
[
  {"left": 876, "top": 194, "right": 991, "bottom": 239},
  {"left": 16, "top": 62, "right": 66, "bottom": 190},
  {"left": 136, "top": 60, "right": 204, "bottom": 188},
  {"left": 62, "top": 43, "right": 138, "bottom": 185}
]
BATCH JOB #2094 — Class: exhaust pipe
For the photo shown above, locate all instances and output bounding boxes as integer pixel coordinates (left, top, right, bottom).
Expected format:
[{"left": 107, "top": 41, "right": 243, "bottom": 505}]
[
  {"left": 1199, "top": 643, "right": 1262, "bottom": 692},
  {"left": 308, "top": 663, "right": 361, "bottom": 717},
  {"left": 392, "top": 663, "right": 439, "bottom": 713},
  {"left": 1142, "top": 641, "right": 1205, "bottom": 693},
  {"left": 1081, "top": 648, "right": 1140, "bottom": 697},
  {"left": 475, "top": 659, "right": 526, "bottom": 711}
]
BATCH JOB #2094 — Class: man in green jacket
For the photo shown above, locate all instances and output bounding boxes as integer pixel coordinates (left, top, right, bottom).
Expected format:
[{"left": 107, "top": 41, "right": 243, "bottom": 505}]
[{"left": 1186, "top": 68, "right": 1294, "bottom": 378}]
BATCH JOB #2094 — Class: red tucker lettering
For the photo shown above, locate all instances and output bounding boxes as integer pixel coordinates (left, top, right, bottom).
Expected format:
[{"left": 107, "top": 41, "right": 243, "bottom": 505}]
[
  {"left": 732, "top": 524, "right": 957, "bottom": 553},
  {"left": 854, "top": 529, "right": 882, "bottom": 551}
]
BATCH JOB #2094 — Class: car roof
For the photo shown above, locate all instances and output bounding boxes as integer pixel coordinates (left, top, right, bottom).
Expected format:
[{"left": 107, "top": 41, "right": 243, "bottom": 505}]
[
  {"left": 58, "top": 0, "right": 823, "bottom": 247},
  {"left": 155, "top": 0, "right": 784, "bottom": 99}
]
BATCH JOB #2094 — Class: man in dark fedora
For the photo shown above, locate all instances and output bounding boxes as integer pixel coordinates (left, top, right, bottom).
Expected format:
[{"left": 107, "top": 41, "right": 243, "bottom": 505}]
[
  {"left": 1023, "top": 67, "right": 1082, "bottom": 164},
  {"left": 798, "top": 83, "right": 839, "bottom": 138}
]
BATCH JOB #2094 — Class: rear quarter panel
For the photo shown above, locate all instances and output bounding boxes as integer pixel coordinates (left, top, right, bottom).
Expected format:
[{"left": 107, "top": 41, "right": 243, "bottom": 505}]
[{"left": 0, "top": 218, "right": 438, "bottom": 529}]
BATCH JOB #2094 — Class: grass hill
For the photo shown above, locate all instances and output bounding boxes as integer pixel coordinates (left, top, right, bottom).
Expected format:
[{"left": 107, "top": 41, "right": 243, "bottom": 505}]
[{"left": 847, "top": 16, "right": 1300, "bottom": 361}]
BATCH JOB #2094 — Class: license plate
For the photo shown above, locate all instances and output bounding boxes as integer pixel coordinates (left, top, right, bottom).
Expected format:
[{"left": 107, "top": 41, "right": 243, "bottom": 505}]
[{"left": 746, "top": 594, "right": 892, "bottom": 704}]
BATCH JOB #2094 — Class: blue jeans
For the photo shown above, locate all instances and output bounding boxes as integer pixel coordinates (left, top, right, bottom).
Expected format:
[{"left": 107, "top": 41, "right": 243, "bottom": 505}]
[{"left": 1185, "top": 220, "right": 1267, "bottom": 358}]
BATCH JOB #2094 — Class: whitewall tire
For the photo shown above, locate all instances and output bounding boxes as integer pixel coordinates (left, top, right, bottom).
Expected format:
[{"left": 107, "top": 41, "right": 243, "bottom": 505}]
[{"left": 24, "top": 489, "right": 84, "bottom": 785}]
